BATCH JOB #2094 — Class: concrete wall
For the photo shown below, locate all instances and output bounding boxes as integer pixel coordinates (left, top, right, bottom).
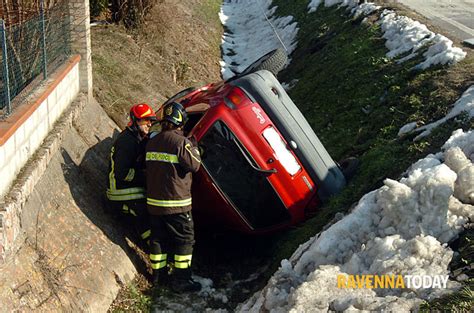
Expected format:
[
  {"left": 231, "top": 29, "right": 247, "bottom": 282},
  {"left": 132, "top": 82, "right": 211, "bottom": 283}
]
[
  {"left": 0, "top": 56, "right": 81, "bottom": 259},
  {"left": 0, "top": 57, "right": 81, "bottom": 200},
  {"left": 0, "top": 97, "right": 137, "bottom": 311}
]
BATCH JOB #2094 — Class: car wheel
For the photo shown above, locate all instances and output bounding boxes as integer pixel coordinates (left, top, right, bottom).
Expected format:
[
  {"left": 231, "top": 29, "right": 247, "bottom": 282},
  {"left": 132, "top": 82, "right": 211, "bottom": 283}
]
[
  {"left": 163, "top": 87, "right": 197, "bottom": 106},
  {"left": 238, "top": 48, "right": 288, "bottom": 77},
  {"left": 338, "top": 157, "right": 359, "bottom": 181}
]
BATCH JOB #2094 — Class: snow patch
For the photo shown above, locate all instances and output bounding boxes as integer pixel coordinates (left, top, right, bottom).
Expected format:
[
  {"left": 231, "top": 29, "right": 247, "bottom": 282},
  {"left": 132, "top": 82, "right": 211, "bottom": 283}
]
[
  {"left": 239, "top": 129, "right": 473, "bottom": 312},
  {"left": 379, "top": 10, "right": 466, "bottom": 69},
  {"left": 219, "top": 0, "right": 298, "bottom": 80},
  {"left": 306, "top": 2, "right": 466, "bottom": 70},
  {"left": 398, "top": 85, "right": 474, "bottom": 141}
]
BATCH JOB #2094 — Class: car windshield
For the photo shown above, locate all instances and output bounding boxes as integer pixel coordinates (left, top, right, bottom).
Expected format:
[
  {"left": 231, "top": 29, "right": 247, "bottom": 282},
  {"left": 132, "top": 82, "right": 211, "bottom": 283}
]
[{"left": 200, "top": 120, "right": 290, "bottom": 229}]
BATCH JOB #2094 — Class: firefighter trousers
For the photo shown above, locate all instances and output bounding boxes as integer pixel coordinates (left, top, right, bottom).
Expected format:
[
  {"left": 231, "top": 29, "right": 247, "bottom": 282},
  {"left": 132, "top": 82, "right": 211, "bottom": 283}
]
[
  {"left": 109, "top": 199, "right": 151, "bottom": 243},
  {"left": 149, "top": 211, "right": 195, "bottom": 274}
]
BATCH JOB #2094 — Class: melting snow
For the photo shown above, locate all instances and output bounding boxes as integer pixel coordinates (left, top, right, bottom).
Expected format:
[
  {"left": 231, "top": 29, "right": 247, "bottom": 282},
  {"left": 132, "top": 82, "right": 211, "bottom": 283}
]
[
  {"left": 239, "top": 129, "right": 473, "bottom": 312},
  {"left": 219, "top": 0, "right": 298, "bottom": 80},
  {"left": 399, "top": 85, "right": 474, "bottom": 140},
  {"left": 379, "top": 10, "right": 466, "bottom": 70},
  {"left": 307, "top": 1, "right": 466, "bottom": 70}
]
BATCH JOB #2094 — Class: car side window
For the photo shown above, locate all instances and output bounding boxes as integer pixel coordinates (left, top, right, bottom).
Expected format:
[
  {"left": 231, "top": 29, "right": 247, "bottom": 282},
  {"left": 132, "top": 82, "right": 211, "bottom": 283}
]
[{"left": 199, "top": 120, "right": 290, "bottom": 229}]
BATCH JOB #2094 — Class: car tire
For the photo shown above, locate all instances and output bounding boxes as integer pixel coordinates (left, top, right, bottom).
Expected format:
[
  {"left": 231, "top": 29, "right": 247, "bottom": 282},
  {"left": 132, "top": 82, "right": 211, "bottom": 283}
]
[
  {"left": 238, "top": 48, "right": 288, "bottom": 77},
  {"left": 339, "top": 157, "right": 359, "bottom": 181},
  {"left": 163, "top": 87, "right": 197, "bottom": 106}
]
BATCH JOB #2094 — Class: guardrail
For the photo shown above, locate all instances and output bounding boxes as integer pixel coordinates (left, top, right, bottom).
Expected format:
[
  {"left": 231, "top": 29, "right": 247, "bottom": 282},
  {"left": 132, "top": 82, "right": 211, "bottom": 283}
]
[{"left": 0, "top": 0, "right": 70, "bottom": 118}]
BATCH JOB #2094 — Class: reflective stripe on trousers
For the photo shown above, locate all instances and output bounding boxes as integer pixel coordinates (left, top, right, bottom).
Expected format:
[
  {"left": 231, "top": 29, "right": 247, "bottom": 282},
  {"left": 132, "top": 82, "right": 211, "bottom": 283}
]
[
  {"left": 150, "top": 253, "right": 167, "bottom": 270},
  {"left": 174, "top": 254, "right": 192, "bottom": 269},
  {"left": 107, "top": 187, "right": 145, "bottom": 201}
]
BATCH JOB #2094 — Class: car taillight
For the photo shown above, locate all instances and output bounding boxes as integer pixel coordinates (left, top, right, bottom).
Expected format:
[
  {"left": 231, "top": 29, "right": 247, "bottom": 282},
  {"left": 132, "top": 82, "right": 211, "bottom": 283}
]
[
  {"left": 224, "top": 87, "right": 250, "bottom": 109},
  {"left": 262, "top": 126, "right": 301, "bottom": 176}
]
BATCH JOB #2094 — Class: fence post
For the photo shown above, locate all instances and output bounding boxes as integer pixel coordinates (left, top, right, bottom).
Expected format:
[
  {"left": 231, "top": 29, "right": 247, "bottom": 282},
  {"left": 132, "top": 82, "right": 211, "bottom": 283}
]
[
  {"left": 0, "top": 19, "right": 11, "bottom": 115},
  {"left": 40, "top": 0, "right": 47, "bottom": 79},
  {"left": 68, "top": 0, "right": 93, "bottom": 101}
]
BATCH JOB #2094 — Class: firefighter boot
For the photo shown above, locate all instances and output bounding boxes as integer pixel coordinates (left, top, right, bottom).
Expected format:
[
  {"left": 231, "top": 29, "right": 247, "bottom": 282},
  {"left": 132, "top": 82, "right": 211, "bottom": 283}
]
[
  {"left": 169, "top": 268, "right": 201, "bottom": 293},
  {"left": 152, "top": 267, "right": 170, "bottom": 287}
]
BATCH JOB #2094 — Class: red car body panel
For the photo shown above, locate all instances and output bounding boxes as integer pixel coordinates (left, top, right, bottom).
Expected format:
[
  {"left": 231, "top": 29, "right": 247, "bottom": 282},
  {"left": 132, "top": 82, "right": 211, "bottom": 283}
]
[
  {"left": 159, "top": 71, "right": 344, "bottom": 234},
  {"left": 178, "top": 86, "right": 314, "bottom": 234}
]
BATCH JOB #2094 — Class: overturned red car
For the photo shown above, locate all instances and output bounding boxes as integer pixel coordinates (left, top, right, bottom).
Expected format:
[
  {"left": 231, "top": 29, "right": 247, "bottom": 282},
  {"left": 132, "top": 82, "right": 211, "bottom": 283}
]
[{"left": 158, "top": 50, "right": 347, "bottom": 234}]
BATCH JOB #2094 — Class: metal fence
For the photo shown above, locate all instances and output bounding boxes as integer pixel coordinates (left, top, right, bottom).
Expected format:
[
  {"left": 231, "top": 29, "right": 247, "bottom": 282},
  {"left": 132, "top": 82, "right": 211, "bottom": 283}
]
[{"left": 0, "top": 0, "right": 71, "bottom": 117}]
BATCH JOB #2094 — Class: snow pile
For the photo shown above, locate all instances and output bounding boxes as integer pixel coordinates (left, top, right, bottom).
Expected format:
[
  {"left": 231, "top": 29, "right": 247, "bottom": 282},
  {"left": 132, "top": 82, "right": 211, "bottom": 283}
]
[
  {"left": 379, "top": 10, "right": 466, "bottom": 70},
  {"left": 219, "top": 0, "right": 298, "bottom": 80},
  {"left": 307, "top": 0, "right": 323, "bottom": 13},
  {"left": 308, "top": 0, "right": 380, "bottom": 17},
  {"left": 398, "top": 85, "right": 474, "bottom": 140},
  {"left": 307, "top": 1, "right": 466, "bottom": 70},
  {"left": 195, "top": 275, "right": 230, "bottom": 304},
  {"left": 239, "top": 129, "right": 473, "bottom": 312},
  {"left": 352, "top": 2, "right": 380, "bottom": 19}
]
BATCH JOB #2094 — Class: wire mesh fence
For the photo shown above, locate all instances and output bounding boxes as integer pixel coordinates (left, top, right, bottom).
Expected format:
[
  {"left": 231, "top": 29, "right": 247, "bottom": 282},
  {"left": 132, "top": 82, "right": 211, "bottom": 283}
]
[{"left": 0, "top": 0, "right": 71, "bottom": 117}]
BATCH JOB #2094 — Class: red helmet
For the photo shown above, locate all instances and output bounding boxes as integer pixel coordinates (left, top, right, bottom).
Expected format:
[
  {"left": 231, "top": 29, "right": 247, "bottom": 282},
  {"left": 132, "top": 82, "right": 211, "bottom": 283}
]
[{"left": 129, "top": 103, "right": 156, "bottom": 125}]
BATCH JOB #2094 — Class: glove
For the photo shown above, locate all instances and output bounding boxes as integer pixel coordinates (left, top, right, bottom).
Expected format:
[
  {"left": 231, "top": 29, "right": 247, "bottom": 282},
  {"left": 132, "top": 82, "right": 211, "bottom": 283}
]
[{"left": 198, "top": 144, "right": 206, "bottom": 159}]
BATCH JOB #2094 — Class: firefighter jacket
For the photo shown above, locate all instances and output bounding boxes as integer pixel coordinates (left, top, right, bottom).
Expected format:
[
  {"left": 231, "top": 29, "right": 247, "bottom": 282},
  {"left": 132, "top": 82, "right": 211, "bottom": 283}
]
[
  {"left": 146, "top": 129, "right": 201, "bottom": 216},
  {"left": 107, "top": 127, "right": 147, "bottom": 201}
]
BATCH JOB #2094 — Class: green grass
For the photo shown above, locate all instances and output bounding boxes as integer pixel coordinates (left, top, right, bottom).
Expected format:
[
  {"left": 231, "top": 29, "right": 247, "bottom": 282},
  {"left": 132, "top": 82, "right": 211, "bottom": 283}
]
[
  {"left": 195, "top": 0, "right": 223, "bottom": 50},
  {"left": 196, "top": 0, "right": 222, "bottom": 30},
  {"left": 263, "top": 0, "right": 474, "bottom": 308},
  {"left": 269, "top": 0, "right": 474, "bottom": 209},
  {"left": 109, "top": 282, "right": 151, "bottom": 312},
  {"left": 420, "top": 283, "right": 474, "bottom": 312},
  {"left": 420, "top": 229, "right": 474, "bottom": 312}
]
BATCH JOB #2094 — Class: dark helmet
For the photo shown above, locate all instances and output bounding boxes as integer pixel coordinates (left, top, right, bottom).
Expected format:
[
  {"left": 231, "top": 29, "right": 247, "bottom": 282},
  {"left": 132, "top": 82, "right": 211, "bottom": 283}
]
[{"left": 162, "top": 102, "right": 188, "bottom": 127}]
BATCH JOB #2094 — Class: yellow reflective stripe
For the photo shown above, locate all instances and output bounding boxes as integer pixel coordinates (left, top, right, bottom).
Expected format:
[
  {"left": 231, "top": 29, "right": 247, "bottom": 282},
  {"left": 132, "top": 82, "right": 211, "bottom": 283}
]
[
  {"left": 185, "top": 143, "right": 201, "bottom": 163},
  {"left": 151, "top": 261, "right": 167, "bottom": 269},
  {"left": 122, "top": 204, "right": 129, "bottom": 213},
  {"left": 147, "top": 198, "right": 192, "bottom": 207},
  {"left": 109, "top": 146, "right": 117, "bottom": 190},
  {"left": 150, "top": 253, "right": 167, "bottom": 269},
  {"left": 141, "top": 229, "right": 151, "bottom": 239},
  {"left": 150, "top": 253, "right": 167, "bottom": 261},
  {"left": 107, "top": 187, "right": 145, "bottom": 195},
  {"left": 107, "top": 187, "right": 145, "bottom": 201},
  {"left": 174, "top": 254, "right": 192, "bottom": 269},
  {"left": 146, "top": 152, "right": 179, "bottom": 163},
  {"left": 124, "top": 168, "right": 135, "bottom": 182},
  {"left": 139, "top": 108, "right": 152, "bottom": 118},
  {"left": 175, "top": 254, "right": 192, "bottom": 262},
  {"left": 107, "top": 193, "right": 145, "bottom": 201},
  {"left": 108, "top": 146, "right": 142, "bottom": 198},
  {"left": 129, "top": 209, "right": 137, "bottom": 217},
  {"left": 174, "top": 261, "right": 190, "bottom": 269}
]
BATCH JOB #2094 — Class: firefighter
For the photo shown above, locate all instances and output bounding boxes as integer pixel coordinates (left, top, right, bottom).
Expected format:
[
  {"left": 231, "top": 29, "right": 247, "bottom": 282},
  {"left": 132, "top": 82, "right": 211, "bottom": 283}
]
[
  {"left": 146, "top": 101, "right": 201, "bottom": 292},
  {"left": 106, "top": 103, "right": 156, "bottom": 247}
]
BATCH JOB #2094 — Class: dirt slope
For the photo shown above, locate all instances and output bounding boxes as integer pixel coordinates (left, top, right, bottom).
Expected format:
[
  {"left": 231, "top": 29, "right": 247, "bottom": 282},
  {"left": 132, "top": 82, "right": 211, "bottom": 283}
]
[{"left": 92, "top": 0, "right": 222, "bottom": 127}]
